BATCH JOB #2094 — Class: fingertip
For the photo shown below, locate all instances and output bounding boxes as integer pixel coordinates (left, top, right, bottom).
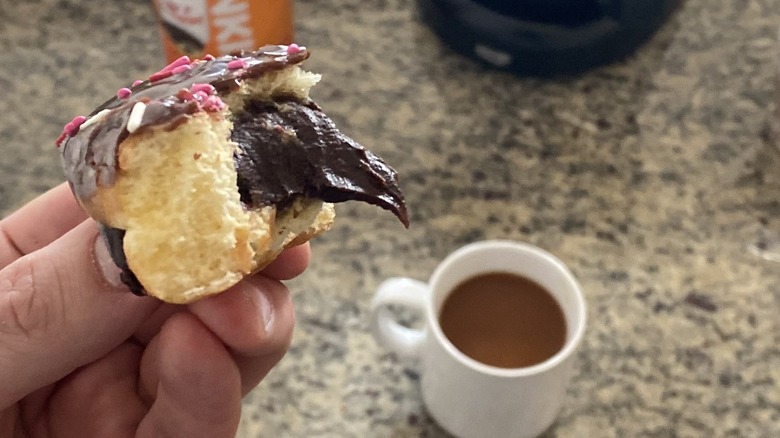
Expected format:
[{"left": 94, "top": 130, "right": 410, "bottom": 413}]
[
  {"left": 261, "top": 242, "right": 311, "bottom": 280},
  {"left": 189, "top": 277, "right": 295, "bottom": 356},
  {"left": 0, "top": 183, "right": 87, "bottom": 265}
]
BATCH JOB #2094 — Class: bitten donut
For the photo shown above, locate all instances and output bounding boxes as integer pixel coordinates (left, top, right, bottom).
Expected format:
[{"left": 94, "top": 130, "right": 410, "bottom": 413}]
[{"left": 57, "top": 45, "right": 408, "bottom": 304}]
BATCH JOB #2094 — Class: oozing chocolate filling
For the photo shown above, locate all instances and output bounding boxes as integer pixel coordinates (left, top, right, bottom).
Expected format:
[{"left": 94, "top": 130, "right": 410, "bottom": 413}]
[{"left": 232, "top": 98, "right": 408, "bottom": 222}]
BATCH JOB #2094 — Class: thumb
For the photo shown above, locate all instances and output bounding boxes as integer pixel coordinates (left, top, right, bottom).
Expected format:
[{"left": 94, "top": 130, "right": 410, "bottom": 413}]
[{"left": 0, "top": 220, "right": 160, "bottom": 408}]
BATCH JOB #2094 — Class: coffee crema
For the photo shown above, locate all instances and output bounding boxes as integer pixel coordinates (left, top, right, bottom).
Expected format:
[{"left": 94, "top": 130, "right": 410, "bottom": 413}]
[{"left": 439, "top": 272, "right": 567, "bottom": 368}]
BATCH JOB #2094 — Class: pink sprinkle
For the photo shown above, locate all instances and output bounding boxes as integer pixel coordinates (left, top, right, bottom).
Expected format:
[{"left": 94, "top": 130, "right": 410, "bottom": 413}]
[
  {"left": 149, "top": 69, "right": 173, "bottom": 82},
  {"left": 191, "top": 83, "right": 216, "bottom": 95},
  {"left": 287, "top": 43, "right": 301, "bottom": 55},
  {"left": 203, "top": 54, "right": 215, "bottom": 61},
  {"left": 72, "top": 115, "right": 87, "bottom": 127},
  {"left": 203, "top": 95, "right": 226, "bottom": 112},
  {"left": 65, "top": 115, "right": 87, "bottom": 135},
  {"left": 57, "top": 116, "right": 85, "bottom": 146},
  {"left": 193, "top": 90, "right": 209, "bottom": 101},
  {"left": 161, "top": 55, "right": 191, "bottom": 73},
  {"left": 55, "top": 131, "right": 67, "bottom": 147},
  {"left": 132, "top": 79, "right": 144, "bottom": 87},
  {"left": 172, "top": 64, "right": 192, "bottom": 75},
  {"left": 227, "top": 58, "right": 247, "bottom": 70},
  {"left": 176, "top": 88, "right": 195, "bottom": 101},
  {"left": 117, "top": 87, "right": 132, "bottom": 99},
  {"left": 63, "top": 122, "right": 76, "bottom": 137}
]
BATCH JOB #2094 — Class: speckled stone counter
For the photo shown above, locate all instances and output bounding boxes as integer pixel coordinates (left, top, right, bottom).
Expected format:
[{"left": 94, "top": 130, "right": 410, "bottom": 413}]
[{"left": 1, "top": 0, "right": 779, "bottom": 436}]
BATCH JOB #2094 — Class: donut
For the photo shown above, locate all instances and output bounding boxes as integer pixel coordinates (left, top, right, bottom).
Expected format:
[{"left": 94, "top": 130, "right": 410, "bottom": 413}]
[{"left": 57, "top": 45, "right": 408, "bottom": 304}]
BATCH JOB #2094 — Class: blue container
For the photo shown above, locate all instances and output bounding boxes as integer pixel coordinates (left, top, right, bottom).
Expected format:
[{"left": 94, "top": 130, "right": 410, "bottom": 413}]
[{"left": 418, "top": 0, "right": 680, "bottom": 76}]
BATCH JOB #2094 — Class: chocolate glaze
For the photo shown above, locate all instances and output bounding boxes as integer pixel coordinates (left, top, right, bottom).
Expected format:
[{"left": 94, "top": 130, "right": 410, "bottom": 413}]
[
  {"left": 61, "top": 45, "right": 310, "bottom": 200},
  {"left": 99, "top": 226, "right": 144, "bottom": 295},
  {"left": 59, "top": 45, "right": 409, "bottom": 293}
]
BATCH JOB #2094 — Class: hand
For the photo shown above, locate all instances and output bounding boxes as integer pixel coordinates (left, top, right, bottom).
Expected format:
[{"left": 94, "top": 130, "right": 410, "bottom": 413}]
[{"left": 0, "top": 183, "right": 307, "bottom": 437}]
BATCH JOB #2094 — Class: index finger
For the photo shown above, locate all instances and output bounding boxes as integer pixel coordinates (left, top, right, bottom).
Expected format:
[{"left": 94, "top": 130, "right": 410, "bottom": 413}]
[{"left": 0, "top": 183, "right": 87, "bottom": 269}]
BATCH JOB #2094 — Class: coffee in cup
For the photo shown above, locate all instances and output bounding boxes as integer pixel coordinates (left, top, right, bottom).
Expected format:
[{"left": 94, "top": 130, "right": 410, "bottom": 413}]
[
  {"left": 439, "top": 271, "right": 567, "bottom": 369},
  {"left": 370, "top": 240, "right": 586, "bottom": 438}
]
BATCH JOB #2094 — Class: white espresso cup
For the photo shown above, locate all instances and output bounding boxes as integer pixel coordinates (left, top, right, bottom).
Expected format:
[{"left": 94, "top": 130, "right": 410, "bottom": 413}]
[{"left": 370, "top": 240, "right": 587, "bottom": 438}]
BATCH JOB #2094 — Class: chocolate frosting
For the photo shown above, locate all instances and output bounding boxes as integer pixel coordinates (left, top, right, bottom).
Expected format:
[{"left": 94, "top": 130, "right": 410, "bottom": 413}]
[
  {"left": 99, "top": 226, "right": 144, "bottom": 295},
  {"left": 60, "top": 45, "right": 310, "bottom": 201}
]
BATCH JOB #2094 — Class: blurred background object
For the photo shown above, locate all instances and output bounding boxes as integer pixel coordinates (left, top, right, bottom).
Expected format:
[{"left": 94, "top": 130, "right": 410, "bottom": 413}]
[
  {"left": 151, "top": 0, "right": 294, "bottom": 62},
  {"left": 418, "top": 0, "right": 680, "bottom": 76}
]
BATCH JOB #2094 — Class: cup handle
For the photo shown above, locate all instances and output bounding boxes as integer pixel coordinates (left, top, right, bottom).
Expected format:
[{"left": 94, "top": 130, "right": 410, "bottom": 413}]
[{"left": 370, "top": 277, "right": 429, "bottom": 359}]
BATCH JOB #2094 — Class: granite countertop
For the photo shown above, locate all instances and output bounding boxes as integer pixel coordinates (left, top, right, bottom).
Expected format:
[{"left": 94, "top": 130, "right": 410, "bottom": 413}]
[{"left": 1, "top": 0, "right": 779, "bottom": 436}]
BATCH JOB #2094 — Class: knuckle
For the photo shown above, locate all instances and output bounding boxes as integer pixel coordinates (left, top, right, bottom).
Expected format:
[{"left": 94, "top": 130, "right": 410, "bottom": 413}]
[{"left": 0, "top": 257, "right": 59, "bottom": 340}]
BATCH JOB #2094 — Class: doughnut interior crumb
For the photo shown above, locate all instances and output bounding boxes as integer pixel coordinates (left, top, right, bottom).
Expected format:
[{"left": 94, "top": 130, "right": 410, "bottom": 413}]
[
  {"left": 223, "top": 65, "right": 321, "bottom": 113},
  {"left": 115, "top": 113, "right": 258, "bottom": 302}
]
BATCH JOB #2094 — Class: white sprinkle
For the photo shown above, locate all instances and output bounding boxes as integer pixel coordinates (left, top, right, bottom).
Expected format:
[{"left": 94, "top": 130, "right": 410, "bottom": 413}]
[
  {"left": 127, "top": 102, "right": 147, "bottom": 133},
  {"left": 80, "top": 109, "right": 111, "bottom": 130}
]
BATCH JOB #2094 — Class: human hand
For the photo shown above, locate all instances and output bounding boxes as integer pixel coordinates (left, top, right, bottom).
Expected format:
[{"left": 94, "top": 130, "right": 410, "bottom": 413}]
[{"left": 0, "top": 183, "right": 307, "bottom": 437}]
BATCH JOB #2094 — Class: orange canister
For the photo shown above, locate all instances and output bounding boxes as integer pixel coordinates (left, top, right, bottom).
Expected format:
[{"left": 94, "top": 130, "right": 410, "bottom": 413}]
[{"left": 152, "top": 0, "right": 294, "bottom": 62}]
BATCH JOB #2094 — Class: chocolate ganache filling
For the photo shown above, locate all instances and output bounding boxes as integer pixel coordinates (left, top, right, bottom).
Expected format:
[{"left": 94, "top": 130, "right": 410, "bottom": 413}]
[
  {"left": 59, "top": 45, "right": 408, "bottom": 294},
  {"left": 232, "top": 98, "right": 407, "bottom": 217}
]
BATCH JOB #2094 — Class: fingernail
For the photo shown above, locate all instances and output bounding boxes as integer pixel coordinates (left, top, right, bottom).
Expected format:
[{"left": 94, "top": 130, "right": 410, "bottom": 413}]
[
  {"left": 93, "top": 236, "right": 124, "bottom": 288},
  {"left": 255, "top": 287, "right": 275, "bottom": 331}
]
